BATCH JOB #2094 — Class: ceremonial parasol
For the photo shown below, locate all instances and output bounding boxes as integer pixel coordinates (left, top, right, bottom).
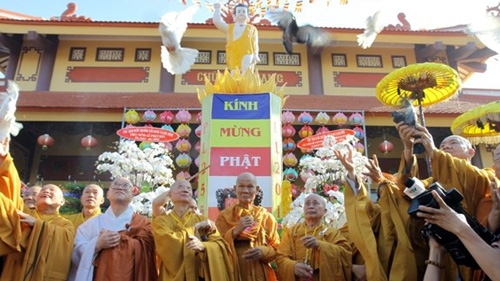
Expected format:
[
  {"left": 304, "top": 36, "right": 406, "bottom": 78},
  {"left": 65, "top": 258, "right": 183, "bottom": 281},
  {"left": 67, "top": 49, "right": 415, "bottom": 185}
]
[
  {"left": 375, "top": 62, "right": 462, "bottom": 126},
  {"left": 376, "top": 62, "right": 461, "bottom": 175},
  {"left": 451, "top": 100, "right": 500, "bottom": 145}
]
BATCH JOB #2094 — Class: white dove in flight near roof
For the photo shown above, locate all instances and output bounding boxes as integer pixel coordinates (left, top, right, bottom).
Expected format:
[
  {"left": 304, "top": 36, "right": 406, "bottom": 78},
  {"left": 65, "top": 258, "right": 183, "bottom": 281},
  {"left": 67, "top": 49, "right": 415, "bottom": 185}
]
[
  {"left": 159, "top": 5, "right": 199, "bottom": 75},
  {"left": 0, "top": 80, "right": 23, "bottom": 140},
  {"left": 466, "top": 14, "right": 500, "bottom": 54}
]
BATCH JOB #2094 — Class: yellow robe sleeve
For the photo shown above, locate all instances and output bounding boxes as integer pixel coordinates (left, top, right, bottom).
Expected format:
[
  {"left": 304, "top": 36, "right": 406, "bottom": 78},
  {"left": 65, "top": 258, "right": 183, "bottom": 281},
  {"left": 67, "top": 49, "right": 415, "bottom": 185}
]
[
  {"left": 1, "top": 214, "right": 75, "bottom": 281},
  {"left": 430, "top": 149, "right": 492, "bottom": 216},
  {"left": 276, "top": 223, "right": 352, "bottom": 281},
  {"left": 0, "top": 153, "right": 24, "bottom": 255},
  {"left": 153, "top": 213, "right": 233, "bottom": 281}
]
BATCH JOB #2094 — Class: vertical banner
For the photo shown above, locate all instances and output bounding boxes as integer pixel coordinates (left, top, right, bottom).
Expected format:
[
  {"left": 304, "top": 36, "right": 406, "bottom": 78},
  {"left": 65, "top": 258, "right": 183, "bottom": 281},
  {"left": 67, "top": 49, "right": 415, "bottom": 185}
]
[{"left": 198, "top": 93, "right": 283, "bottom": 220}]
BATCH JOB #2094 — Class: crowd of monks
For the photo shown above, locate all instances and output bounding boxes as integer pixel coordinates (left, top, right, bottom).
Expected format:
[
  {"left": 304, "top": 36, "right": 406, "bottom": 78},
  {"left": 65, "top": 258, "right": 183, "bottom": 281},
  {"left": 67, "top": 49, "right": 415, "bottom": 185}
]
[{"left": 1, "top": 120, "right": 500, "bottom": 281}]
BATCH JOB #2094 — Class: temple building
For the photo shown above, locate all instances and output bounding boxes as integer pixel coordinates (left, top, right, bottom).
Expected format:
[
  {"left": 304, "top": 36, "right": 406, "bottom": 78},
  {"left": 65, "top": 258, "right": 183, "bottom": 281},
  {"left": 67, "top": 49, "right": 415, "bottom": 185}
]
[{"left": 0, "top": 3, "right": 498, "bottom": 190}]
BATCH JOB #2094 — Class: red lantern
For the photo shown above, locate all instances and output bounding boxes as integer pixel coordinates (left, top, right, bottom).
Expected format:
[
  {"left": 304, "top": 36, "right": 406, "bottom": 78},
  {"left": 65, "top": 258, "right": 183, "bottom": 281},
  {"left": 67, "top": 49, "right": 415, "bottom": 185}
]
[
  {"left": 379, "top": 140, "right": 394, "bottom": 154},
  {"left": 37, "top": 134, "right": 55, "bottom": 150},
  {"left": 80, "top": 135, "right": 98, "bottom": 150}
]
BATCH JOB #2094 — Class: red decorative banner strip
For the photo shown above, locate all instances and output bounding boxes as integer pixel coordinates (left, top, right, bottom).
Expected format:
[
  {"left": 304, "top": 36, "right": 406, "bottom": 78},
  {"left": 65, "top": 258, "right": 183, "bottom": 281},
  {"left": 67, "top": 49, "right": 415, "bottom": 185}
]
[
  {"left": 66, "top": 67, "right": 149, "bottom": 83},
  {"left": 333, "top": 72, "right": 386, "bottom": 88}
]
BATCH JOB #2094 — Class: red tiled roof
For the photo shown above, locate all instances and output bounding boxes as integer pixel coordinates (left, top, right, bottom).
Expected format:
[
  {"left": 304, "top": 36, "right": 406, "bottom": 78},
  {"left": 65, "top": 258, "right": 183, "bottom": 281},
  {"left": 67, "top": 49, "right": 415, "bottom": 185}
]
[{"left": 17, "top": 91, "right": 499, "bottom": 115}]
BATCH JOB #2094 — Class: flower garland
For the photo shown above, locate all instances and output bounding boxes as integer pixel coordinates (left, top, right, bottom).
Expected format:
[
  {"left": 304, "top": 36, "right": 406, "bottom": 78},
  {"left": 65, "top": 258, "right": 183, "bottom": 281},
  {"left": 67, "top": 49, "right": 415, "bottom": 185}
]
[
  {"left": 95, "top": 140, "right": 175, "bottom": 216},
  {"left": 281, "top": 134, "right": 368, "bottom": 229}
]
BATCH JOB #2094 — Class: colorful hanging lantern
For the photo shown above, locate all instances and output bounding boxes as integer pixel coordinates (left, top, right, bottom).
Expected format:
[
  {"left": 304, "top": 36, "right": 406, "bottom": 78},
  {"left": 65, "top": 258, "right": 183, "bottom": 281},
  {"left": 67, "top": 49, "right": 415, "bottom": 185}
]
[
  {"left": 315, "top": 112, "right": 330, "bottom": 125},
  {"left": 160, "top": 111, "right": 175, "bottom": 124},
  {"left": 332, "top": 112, "right": 348, "bottom": 127},
  {"left": 283, "top": 167, "right": 299, "bottom": 182},
  {"left": 124, "top": 109, "right": 140, "bottom": 125},
  {"left": 175, "top": 153, "right": 192, "bottom": 168},
  {"left": 379, "top": 140, "right": 394, "bottom": 154},
  {"left": 194, "top": 140, "right": 201, "bottom": 152},
  {"left": 175, "top": 139, "right": 192, "bottom": 153},
  {"left": 349, "top": 113, "right": 364, "bottom": 126},
  {"left": 282, "top": 138, "right": 296, "bottom": 153},
  {"left": 291, "top": 183, "right": 299, "bottom": 199},
  {"left": 194, "top": 155, "right": 200, "bottom": 167},
  {"left": 163, "top": 141, "right": 173, "bottom": 151},
  {"left": 161, "top": 124, "right": 174, "bottom": 131},
  {"left": 175, "top": 109, "right": 192, "bottom": 123},
  {"left": 196, "top": 112, "right": 202, "bottom": 123},
  {"left": 176, "top": 171, "right": 191, "bottom": 180},
  {"left": 298, "top": 124, "right": 314, "bottom": 138},
  {"left": 300, "top": 169, "right": 315, "bottom": 183},
  {"left": 298, "top": 112, "right": 313, "bottom": 124},
  {"left": 354, "top": 142, "right": 365, "bottom": 154},
  {"left": 37, "top": 134, "right": 54, "bottom": 150},
  {"left": 139, "top": 141, "right": 152, "bottom": 150},
  {"left": 80, "top": 135, "right": 98, "bottom": 150},
  {"left": 281, "top": 111, "right": 296, "bottom": 124},
  {"left": 176, "top": 124, "right": 192, "bottom": 138},
  {"left": 282, "top": 124, "right": 296, "bottom": 138},
  {"left": 353, "top": 127, "right": 365, "bottom": 140},
  {"left": 143, "top": 110, "right": 156, "bottom": 123},
  {"left": 316, "top": 125, "right": 329, "bottom": 135},
  {"left": 300, "top": 147, "right": 313, "bottom": 154},
  {"left": 283, "top": 152, "right": 298, "bottom": 167},
  {"left": 195, "top": 125, "right": 202, "bottom": 138}
]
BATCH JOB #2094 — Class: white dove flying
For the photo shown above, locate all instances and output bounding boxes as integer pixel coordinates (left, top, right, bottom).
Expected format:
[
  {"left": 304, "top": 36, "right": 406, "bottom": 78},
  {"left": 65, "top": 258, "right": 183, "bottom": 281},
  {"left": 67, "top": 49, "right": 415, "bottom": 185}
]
[
  {"left": 357, "top": 10, "right": 386, "bottom": 49},
  {"left": 0, "top": 80, "right": 23, "bottom": 140},
  {"left": 467, "top": 14, "right": 500, "bottom": 54},
  {"left": 159, "top": 5, "right": 199, "bottom": 75}
]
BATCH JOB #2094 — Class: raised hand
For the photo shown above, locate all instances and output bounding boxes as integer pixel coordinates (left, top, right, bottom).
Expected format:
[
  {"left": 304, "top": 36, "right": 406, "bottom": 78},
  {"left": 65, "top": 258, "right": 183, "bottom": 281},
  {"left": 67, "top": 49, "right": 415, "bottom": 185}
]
[
  {"left": 301, "top": 235, "right": 319, "bottom": 249},
  {"left": 96, "top": 229, "right": 121, "bottom": 252},
  {"left": 242, "top": 247, "right": 262, "bottom": 261},
  {"left": 186, "top": 235, "right": 205, "bottom": 252},
  {"left": 362, "top": 154, "right": 385, "bottom": 183},
  {"left": 17, "top": 210, "right": 36, "bottom": 227},
  {"left": 233, "top": 215, "right": 254, "bottom": 236},
  {"left": 294, "top": 262, "right": 313, "bottom": 279},
  {"left": 416, "top": 190, "right": 469, "bottom": 234}
]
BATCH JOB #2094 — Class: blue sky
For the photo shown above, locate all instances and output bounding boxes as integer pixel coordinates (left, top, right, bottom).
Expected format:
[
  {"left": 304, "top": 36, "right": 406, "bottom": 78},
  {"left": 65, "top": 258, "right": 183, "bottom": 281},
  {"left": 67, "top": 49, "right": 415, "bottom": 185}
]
[{"left": 2, "top": 0, "right": 499, "bottom": 89}]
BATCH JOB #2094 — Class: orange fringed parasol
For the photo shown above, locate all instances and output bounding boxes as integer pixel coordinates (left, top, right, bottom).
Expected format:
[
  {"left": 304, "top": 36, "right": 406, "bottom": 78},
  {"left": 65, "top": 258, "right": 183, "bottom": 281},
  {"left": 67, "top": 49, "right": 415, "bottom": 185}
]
[
  {"left": 376, "top": 62, "right": 462, "bottom": 126},
  {"left": 451, "top": 100, "right": 500, "bottom": 145}
]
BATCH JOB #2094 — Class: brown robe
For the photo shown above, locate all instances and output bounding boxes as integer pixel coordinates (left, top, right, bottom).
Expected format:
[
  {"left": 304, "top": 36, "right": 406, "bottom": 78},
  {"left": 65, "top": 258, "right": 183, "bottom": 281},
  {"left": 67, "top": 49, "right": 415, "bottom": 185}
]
[{"left": 92, "top": 214, "right": 157, "bottom": 281}]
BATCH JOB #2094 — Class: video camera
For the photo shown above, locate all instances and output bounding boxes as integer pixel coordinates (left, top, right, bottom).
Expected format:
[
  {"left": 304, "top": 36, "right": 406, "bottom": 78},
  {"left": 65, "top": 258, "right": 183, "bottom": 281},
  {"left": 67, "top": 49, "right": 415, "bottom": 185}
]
[
  {"left": 406, "top": 178, "right": 499, "bottom": 269},
  {"left": 391, "top": 99, "right": 425, "bottom": 154}
]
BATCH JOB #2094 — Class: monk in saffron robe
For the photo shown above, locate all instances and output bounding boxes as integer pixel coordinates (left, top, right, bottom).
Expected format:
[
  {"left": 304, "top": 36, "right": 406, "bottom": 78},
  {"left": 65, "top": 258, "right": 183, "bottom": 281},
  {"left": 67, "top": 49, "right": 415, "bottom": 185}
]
[
  {"left": 153, "top": 179, "right": 234, "bottom": 281},
  {"left": 213, "top": 3, "right": 259, "bottom": 74},
  {"left": 22, "top": 185, "right": 41, "bottom": 210},
  {"left": 1, "top": 183, "right": 75, "bottom": 281},
  {"left": 1, "top": 138, "right": 75, "bottom": 281},
  {"left": 397, "top": 125, "right": 495, "bottom": 280},
  {"left": 65, "top": 184, "right": 104, "bottom": 229},
  {"left": 0, "top": 138, "right": 23, "bottom": 256},
  {"left": 216, "top": 172, "right": 280, "bottom": 281},
  {"left": 336, "top": 146, "right": 418, "bottom": 281},
  {"left": 276, "top": 193, "right": 352, "bottom": 281},
  {"left": 71, "top": 177, "right": 157, "bottom": 281}
]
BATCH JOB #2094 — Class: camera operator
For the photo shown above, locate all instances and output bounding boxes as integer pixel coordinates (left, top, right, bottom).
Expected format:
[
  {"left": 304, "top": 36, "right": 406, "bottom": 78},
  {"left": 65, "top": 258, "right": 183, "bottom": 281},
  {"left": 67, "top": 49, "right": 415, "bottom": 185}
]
[
  {"left": 418, "top": 189, "right": 500, "bottom": 281},
  {"left": 396, "top": 124, "right": 495, "bottom": 281}
]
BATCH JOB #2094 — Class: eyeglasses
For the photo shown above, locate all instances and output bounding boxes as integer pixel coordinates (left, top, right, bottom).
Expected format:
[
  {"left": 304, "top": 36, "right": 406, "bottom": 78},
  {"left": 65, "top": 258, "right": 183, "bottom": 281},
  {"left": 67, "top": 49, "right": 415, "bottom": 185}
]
[{"left": 111, "top": 181, "right": 132, "bottom": 190}]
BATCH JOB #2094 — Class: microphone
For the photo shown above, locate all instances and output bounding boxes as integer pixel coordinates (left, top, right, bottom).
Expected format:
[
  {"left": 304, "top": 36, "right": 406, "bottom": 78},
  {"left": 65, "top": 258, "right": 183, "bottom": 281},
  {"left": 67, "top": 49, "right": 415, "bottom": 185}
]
[{"left": 404, "top": 177, "right": 426, "bottom": 199}]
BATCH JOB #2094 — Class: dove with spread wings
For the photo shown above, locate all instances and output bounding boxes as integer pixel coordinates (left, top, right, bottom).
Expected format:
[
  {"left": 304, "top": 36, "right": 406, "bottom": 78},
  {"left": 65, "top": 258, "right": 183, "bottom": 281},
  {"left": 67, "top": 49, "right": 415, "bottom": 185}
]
[
  {"left": 0, "top": 80, "right": 23, "bottom": 141},
  {"left": 269, "top": 11, "right": 330, "bottom": 54},
  {"left": 159, "top": 5, "right": 199, "bottom": 75}
]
